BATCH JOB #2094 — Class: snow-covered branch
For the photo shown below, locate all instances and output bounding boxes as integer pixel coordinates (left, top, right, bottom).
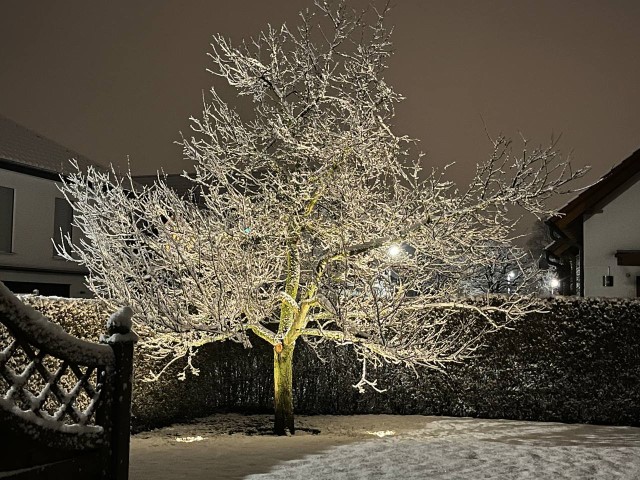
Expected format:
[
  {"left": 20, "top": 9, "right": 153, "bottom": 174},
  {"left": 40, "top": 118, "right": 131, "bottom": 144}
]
[{"left": 57, "top": 0, "right": 586, "bottom": 392}]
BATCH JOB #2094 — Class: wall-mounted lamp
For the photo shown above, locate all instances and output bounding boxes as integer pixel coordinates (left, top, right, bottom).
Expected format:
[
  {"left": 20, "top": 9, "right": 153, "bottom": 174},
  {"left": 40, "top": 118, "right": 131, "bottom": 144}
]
[
  {"left": 602, "top": 266, "right": 614, "bottom": 287},
  {"left": 387, "top": 244, "right": 402, "bottom": 257}
]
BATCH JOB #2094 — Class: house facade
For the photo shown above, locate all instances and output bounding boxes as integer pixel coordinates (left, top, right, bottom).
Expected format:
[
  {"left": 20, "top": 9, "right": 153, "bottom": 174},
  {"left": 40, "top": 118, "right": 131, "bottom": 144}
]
[
  {"left": 546, "top": 147, "right": 640, "bottom": 298},
  {"left": 0, "top": 114, "right": 101, "bottom": 297}
]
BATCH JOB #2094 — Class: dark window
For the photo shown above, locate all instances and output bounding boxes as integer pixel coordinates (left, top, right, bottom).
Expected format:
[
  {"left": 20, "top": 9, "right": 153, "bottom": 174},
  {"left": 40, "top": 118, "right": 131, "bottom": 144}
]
[
  {"left": 53, "top": 198, "right": 73, "bottom": 255},
  {"left": 0, "top": 186, "right": 14, "bottom": 253},
  {"left": 2, "top": 281, "right": 70, "bottom": 297}
]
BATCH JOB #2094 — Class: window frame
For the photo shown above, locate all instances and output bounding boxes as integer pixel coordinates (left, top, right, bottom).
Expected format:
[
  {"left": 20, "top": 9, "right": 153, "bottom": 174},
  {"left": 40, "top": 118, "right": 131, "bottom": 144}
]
[
  {"left": 0, "top": 185, "right": 15, "bottom": 254},
  {"left": 52, "top": 197, "right": 74, "bottom": 257}
]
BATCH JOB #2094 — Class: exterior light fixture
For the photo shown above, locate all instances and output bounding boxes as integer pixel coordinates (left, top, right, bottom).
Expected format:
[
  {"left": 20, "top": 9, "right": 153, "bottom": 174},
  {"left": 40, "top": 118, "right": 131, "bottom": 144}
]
[
  {"left": 603, "top": 266, "right": 614, "bottom": 287},
  {"left": 506, "top": 271, "right": 516, "bottom": 294},
  {"left": 388, "top": 244, "right": 402, "bottom": 257},
  {"left": 549, "top": 277, "right": 560, "bottom": 295}
]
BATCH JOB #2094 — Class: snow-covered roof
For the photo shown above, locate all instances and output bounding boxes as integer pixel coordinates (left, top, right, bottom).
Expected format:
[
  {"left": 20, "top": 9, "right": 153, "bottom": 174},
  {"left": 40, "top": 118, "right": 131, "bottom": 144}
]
[
  {"left": 546, "top": 146, "right": 640, "bottom": 259},
  {"left": 0, "top": 113, "right": 106, "bottom": 178},
  {"left": 549, "top": 146, "right": 640, "bottom": 231}
]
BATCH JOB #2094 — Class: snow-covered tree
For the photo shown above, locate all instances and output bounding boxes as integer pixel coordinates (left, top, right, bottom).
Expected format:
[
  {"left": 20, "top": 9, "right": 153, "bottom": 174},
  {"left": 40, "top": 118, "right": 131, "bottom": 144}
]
[
  {"left": 526, "top": 219, "right": 554, "bottom": 265},
  {"left": 57, "top": 1, "right": 586, "bottom": 434},
  {"left": 460, "top": 242, "right": 542, "bottom": 295}
]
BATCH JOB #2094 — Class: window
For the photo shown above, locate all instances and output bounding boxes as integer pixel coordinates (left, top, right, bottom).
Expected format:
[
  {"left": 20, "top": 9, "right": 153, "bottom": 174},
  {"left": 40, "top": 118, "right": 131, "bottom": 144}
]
[
  {"left": 53, "top": 197, "right": 73, "bottom": 255},
  {"left": 0, "top": 186, "right": 14, "bottom": 253},
  {"left": 2, "top": 281, "right": 70, "bottom": 297}
]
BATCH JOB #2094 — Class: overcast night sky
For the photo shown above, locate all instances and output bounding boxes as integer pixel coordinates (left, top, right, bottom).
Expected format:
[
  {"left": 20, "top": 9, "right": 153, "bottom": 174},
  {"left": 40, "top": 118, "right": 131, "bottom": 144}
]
[{"left": 1, "top": 0, "right": 639, "bottom": 203}]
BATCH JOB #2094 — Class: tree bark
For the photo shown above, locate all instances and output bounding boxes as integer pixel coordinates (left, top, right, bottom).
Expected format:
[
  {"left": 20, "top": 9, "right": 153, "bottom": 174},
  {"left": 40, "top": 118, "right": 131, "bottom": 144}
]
[{"left": 273, "top": 343, "right": 295, "bottom": 435}]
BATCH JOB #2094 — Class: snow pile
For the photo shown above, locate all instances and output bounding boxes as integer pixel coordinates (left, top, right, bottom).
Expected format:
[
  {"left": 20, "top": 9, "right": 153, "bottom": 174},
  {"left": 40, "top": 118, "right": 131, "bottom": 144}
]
[
  {"left": 366, "top": 430, "right": 395, "bottom": 437},
  {"left": 102, "top": 306, "right": 139, "bottom": 343},
  {"left": 106, "top": 306, "right": 134, "bottom": 333},
  {"left": 175, "top": 435, "right": 206, "bottom": 443}
]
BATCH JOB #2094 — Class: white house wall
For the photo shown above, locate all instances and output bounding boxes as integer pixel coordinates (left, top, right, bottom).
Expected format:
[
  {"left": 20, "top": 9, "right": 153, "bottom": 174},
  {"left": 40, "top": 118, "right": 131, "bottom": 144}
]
[
  {"left": 0, "top": 168, "right": 90, "bottom": 297},
  {"left": 583, "top": 173, "right": 640, "bottom": 297}
]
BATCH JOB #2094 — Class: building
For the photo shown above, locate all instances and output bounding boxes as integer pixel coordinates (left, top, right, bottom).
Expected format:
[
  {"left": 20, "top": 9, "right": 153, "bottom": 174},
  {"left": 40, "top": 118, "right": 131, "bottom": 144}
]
[
  {"left": 546, "top": 147, "right": 640, "bottom": 298},
  {"left": 0, "top": 114, "right": 103, "bottom": 297}
]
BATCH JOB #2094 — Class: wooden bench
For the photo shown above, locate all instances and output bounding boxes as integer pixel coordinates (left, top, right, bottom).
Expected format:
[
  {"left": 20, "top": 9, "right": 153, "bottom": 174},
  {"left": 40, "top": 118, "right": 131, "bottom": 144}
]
[{"left": 0, "top": 282, "right": 136, "bottom": 479}]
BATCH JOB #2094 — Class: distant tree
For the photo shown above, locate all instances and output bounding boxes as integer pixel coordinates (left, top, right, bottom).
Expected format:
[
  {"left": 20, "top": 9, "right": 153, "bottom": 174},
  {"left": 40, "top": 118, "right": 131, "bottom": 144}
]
[
  {"left": 57, "top": 1, "right": 585, "bottom": 434},
  {"left": 461, "top": 243, "right": 542, "bottom": 295},
  {"left": 526, "top": 218, "right": 553, "bottom": 269}
]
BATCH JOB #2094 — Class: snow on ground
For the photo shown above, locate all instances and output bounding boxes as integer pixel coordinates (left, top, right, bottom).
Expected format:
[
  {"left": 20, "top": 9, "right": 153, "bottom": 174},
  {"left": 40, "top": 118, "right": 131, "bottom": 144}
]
[{"left": 129, "top": 414, "right": 640, "bottom": 479}]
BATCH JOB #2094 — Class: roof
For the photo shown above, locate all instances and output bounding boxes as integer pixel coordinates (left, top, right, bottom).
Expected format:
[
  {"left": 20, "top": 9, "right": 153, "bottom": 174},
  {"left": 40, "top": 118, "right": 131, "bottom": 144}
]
[
  {"left": 549, "top": 147, "right": 640, "bottom": 231},
  {"left": 0, "top": 113, "right": 105, "bottom": 179},
  {"left": 546, "top": 147, "right": 640, "bottom": 257}
]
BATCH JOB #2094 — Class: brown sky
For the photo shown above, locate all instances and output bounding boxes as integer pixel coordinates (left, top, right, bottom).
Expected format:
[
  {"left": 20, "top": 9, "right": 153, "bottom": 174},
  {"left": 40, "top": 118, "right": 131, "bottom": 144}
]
[{"left": 1, "top": 0, "right": 639, "bottom": 202}]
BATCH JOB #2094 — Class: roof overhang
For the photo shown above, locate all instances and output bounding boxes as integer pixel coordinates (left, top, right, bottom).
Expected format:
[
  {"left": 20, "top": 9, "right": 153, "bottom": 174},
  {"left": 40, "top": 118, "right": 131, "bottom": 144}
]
[
  {"left": 0, "top": 158, "right": 62, "bottom": 182},
  {"left": 548, "top": 147, "right": 640, "bottom": 232},
  {"left": 615, "top": 250, "right": 640, "bottom": 266}
]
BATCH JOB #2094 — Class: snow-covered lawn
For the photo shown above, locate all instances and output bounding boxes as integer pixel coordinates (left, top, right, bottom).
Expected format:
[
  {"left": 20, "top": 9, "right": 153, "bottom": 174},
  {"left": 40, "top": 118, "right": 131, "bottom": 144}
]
[{"left": 130, "top": 414, "right": 640, "bottom": 479}]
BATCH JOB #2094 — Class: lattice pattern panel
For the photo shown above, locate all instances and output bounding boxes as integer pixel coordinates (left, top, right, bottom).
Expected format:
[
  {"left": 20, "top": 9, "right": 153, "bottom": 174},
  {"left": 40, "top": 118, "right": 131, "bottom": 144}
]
[{"left": 0, "top": 320, "right": 105, "bottom": 426}]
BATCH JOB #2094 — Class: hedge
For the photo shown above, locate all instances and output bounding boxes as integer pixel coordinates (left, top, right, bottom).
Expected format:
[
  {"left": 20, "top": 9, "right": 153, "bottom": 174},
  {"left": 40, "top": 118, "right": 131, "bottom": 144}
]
[{"left": 19, "top": 295, "right": 640, "bottom": 431}]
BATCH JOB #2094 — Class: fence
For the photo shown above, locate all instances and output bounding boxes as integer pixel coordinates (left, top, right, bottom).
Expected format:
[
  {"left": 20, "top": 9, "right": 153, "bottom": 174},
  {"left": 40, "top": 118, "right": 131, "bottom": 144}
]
[
  {"left": 0, "top": 282, "right": 136, "bottom": 479},
  {"left": 15, "top": 294, "right": 640, "bottom": 431}
]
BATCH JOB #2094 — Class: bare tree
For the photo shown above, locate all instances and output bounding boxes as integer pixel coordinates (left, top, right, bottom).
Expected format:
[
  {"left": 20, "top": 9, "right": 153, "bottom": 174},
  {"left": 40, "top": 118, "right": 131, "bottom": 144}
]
[
  {"left": 57, "top": 1, "right": 586, "bottom": 435},
  {"left": 460, "top": 242, "right": 543, "bottom": 295}
]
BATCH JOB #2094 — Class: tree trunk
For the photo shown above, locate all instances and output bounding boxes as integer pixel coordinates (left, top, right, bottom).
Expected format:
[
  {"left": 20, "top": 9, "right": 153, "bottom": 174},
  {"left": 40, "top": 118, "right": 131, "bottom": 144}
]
[{"left": 273, "top": 343, "right": 295, "bottom": 435}]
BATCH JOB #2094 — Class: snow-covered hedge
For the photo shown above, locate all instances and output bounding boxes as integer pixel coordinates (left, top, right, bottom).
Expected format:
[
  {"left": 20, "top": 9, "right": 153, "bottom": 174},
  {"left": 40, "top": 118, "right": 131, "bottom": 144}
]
[
  {"left": 21, "top": 295, "right": 640, "bottom": 430},
  {"left": 16, "top": 295, "right": 166, "bottom": 431},
  {"left": 16, "top": 295, "right": 251, "bottom": 431},
  {"left": 17, "top": 295, "right": 108, "bottom": 343},
  {"left": 296, "top": 295, "right": 640, "bottom": 426}
]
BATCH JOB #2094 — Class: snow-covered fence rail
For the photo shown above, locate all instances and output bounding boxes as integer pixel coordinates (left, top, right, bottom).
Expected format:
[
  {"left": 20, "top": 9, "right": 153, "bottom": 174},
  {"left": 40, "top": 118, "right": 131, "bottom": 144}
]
[{"left": 0, "top": 282, "right": 137, "bottom": 479}]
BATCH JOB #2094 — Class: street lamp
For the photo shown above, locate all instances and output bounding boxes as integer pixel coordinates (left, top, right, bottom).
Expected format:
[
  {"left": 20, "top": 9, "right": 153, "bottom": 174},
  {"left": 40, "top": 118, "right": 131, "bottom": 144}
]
[
  {"left": 506, "top": 271, "right": 516, "bottom": 294},
  {"left": 388, "top": 244, "right": 402, "bottom": 257}
]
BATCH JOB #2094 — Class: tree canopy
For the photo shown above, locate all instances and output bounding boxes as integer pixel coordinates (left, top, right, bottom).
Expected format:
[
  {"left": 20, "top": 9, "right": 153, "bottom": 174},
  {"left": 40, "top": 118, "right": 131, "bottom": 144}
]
[{"left": 57, "top": 0, "right": 586, "bottom": 434}]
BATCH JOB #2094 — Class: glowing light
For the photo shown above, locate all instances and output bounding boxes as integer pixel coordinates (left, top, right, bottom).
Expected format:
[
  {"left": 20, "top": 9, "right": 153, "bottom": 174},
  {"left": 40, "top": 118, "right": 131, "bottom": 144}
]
[
  {"left": 550, "top": 278, "right": 560, "bottom": 289},
  {"left": 388, "top": 244, "right": 402, "bottom": 257},
  {"left": 507, "top": 271, "right": 516, "bottom": 281},
  {"left": 175, "top": 435, "right": 206, "bottom": 443},
  {"left": 366, "top": 430, "right": 396, "bottom": 437}
]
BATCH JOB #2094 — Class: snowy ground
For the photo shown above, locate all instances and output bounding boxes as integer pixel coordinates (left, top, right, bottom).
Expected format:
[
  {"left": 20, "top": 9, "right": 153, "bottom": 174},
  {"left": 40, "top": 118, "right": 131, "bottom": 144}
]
[{"left": 130, "top": 414, "right": 640, "bottom": 479}]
